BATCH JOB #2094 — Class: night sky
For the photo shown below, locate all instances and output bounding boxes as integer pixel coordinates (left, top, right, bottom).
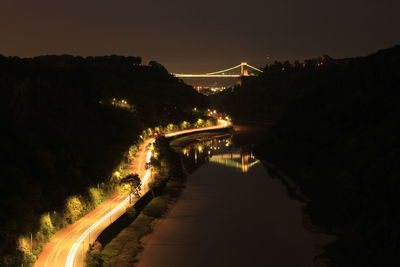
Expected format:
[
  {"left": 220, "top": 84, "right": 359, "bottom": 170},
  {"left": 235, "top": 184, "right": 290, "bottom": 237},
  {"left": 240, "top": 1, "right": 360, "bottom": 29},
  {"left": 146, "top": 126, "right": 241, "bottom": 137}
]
[{"left": 1, "top": 0, "right": 399, "bottom": 73}]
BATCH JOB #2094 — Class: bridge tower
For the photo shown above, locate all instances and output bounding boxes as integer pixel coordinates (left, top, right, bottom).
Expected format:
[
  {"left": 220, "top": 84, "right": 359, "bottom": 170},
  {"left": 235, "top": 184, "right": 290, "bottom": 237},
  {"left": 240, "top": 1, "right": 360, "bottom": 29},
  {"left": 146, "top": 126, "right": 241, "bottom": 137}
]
[{"left": 240, "top": 62, "right": 249, "bottom": 76}]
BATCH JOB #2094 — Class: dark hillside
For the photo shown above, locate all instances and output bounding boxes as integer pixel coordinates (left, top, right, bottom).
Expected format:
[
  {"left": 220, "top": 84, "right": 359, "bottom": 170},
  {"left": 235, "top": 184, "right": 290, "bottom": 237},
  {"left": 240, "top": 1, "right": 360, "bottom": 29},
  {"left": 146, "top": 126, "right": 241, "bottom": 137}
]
[
  {"left": 212, "top": 45, "right": 400, "bottom": 266},
  {"left": 0, "top": 55, "right": 205, "bottom": 265},
  {"left": 254, "top": 46, "right": 400, "bottom": 266}
]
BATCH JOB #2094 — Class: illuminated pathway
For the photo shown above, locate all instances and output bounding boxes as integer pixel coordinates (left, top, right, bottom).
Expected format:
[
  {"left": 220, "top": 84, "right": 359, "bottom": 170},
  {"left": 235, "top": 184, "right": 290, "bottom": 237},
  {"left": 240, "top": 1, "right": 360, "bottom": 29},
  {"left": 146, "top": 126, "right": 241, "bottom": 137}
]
[{"left": 35, "top": 119, "right": 230, "bottom": 267}]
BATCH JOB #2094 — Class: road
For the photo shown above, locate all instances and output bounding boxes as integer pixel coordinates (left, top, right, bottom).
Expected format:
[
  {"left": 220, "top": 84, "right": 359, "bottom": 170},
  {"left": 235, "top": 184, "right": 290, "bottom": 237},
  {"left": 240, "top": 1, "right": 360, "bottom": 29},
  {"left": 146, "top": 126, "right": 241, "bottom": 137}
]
[
  {"left": 35, "top": 119, "right": 230, "bottom": 267},
  {"left": 165, "top": 119, "right": 229, "bottom": 138}
]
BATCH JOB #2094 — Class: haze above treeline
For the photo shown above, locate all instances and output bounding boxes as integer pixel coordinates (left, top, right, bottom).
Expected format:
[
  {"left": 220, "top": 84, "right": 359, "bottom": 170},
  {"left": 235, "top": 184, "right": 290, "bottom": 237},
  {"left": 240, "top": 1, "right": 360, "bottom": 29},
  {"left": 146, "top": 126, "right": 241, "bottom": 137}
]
[{"left": 1, "top": 0, "right": 400, "bottom": 73}]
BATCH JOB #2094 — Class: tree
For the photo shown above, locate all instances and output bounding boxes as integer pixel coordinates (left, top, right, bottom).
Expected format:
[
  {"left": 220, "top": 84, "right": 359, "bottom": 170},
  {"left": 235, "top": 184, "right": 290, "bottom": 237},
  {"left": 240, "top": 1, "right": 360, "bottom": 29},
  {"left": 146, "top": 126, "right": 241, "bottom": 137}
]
[
  {"left": 322, "top": 54, "right": 335, "bottom": 65},
  {"left": 39, "top": 213, "right": 54, "bottom": 238},
  {"left": 282, "top": 60, "right": 292, "bottom": 70},
  {"left": 131, "top": 56, "right": 142, "bottom": 65},
  {"left": 304, "top": 58, "right": 318, "bottom": 68},
  {"left": 88, "top": 187, "right": 104, "bottom": 207},
  {"left": 64, "top": 196, "right": 84, "bottom": 224},
  {"left": 294, "top": 60, "right": 302, "bottom": 69},
  {"left": 148, "top": 60, "right": 168, "bottom": 73},
  {"left": 121, "top": 174, "right": 141, "bottom": 197},
  {"left": 269, "top": 61, "right": 283, "bottom": 72}
]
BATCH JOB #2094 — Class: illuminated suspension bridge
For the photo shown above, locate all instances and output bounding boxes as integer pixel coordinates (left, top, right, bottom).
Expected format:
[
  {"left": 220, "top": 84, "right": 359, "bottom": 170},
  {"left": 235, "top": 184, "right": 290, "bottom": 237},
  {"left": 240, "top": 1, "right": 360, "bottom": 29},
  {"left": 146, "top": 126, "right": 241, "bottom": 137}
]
[{"left": 173, "top": 62, "right": 263, "bottom": 78}]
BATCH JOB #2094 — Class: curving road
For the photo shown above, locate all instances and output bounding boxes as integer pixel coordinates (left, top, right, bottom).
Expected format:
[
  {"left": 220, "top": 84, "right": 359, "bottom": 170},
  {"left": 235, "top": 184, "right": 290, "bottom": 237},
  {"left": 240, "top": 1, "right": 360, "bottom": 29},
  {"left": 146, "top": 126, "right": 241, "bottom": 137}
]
[{"left": 35, "top": 119, "right": 230, "bottom": 267}]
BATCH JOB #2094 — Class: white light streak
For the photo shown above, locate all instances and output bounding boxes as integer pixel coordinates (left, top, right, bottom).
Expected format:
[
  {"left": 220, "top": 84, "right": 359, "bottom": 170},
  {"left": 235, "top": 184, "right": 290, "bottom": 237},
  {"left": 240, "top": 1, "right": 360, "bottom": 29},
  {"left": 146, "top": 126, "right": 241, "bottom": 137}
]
[
  {"left": 65, "top": 151, "right": 153, "bottom": 267},
  {"left": 65, "top": 120, "right": 230, "bottom": 267}
]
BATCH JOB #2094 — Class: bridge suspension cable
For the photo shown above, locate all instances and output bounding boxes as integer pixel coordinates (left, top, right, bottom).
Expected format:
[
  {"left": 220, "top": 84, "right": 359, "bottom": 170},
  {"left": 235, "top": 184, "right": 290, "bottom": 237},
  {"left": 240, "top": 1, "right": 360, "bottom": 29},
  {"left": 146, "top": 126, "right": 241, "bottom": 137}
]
[
  {"left": 204, "top": 64, "right": 243, "bottom": 75},
  {"left": 246, "top": 64, "right": 263, "bottom": 73}
]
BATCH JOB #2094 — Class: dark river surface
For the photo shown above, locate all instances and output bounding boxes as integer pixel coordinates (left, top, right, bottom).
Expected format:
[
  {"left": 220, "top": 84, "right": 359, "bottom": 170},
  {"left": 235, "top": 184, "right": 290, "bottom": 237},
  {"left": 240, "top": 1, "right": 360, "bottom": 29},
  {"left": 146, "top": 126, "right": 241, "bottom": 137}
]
[{"left": 137, "top": 125, "right": 333, "bottom": 267}]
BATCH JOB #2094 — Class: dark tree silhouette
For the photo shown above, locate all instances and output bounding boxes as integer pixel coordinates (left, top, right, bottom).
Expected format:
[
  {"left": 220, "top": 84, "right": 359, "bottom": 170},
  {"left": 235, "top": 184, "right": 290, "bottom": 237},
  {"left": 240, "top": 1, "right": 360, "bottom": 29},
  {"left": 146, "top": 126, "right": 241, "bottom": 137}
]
[{"left": 121, "top": 173, "right": 141, "bottom": 191}]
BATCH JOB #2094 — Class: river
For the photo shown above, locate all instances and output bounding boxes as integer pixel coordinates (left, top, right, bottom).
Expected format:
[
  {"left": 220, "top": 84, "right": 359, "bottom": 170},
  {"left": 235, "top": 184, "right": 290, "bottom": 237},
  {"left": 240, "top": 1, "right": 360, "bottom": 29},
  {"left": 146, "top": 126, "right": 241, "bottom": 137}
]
[{"left": 136, "top": 125, "right": 333, "bottom": 267}]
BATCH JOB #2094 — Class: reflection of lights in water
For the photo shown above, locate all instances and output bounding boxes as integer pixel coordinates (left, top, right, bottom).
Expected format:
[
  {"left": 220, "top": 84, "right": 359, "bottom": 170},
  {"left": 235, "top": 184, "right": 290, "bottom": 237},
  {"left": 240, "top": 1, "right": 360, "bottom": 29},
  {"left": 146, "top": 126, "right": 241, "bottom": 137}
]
[
  {"left": 209, "top": 155, "right": 260, "bottom": 172},
  {"left": 182, "top": 148, "right": 189, "bottom": 157},
  {"left": 241, "top": 153, "right": 249, "bottom": 173},
  {"left": 211, "top": 154, "right": 241, "bottom": 159},
  {"left": 209, "top": 153, "right": 260, "bottom": 173},
  {"left": 180, "top": 136, "right": 259, "bottom": 173}
]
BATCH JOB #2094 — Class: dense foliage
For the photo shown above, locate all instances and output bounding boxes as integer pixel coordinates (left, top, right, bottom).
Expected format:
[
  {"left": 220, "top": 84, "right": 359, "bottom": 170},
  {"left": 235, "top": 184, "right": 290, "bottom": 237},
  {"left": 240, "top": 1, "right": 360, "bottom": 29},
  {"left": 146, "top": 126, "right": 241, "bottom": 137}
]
[
  {"left": 0, "top": 55, "right": 205, "bottom": 265},
  {"left": 213, "top": 46, "right": 400, "bottom": 266}
]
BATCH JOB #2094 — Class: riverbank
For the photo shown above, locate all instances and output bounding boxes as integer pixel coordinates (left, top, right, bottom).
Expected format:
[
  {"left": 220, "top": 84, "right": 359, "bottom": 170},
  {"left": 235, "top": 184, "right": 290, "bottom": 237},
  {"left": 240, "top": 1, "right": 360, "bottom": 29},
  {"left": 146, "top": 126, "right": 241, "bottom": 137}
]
[
  {"left": 92, "top": 180, "right": 186, "bottom": 266},
  {"left": 260, "top": 161, "right": 337, "bottom": 253}
]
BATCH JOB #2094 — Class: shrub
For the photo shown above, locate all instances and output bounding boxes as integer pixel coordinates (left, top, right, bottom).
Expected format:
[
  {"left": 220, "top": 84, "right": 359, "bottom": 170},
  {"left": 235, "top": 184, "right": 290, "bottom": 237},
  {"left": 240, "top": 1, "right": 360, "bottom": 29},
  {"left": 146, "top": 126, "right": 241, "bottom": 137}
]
[
  {"left": 39, "top": 213, "right": 54, "bottom": 238},
  {"left": 64, "top": 196, "right": 84, "bottom": 224},
  {"left": 88, "top": 187, "right": 104, "bottom": 207}
]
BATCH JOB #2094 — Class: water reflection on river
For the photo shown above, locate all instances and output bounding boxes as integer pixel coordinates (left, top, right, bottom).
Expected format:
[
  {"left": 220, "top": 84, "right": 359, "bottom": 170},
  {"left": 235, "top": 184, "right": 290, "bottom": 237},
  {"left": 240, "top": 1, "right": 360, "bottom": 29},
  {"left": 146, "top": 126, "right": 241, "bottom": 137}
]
[
  {"left": 181, "top": 136, "right": 259, "bottom": 174},
  {"left": 137, "top": 129, "right": 332, "bottom": 267}
]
